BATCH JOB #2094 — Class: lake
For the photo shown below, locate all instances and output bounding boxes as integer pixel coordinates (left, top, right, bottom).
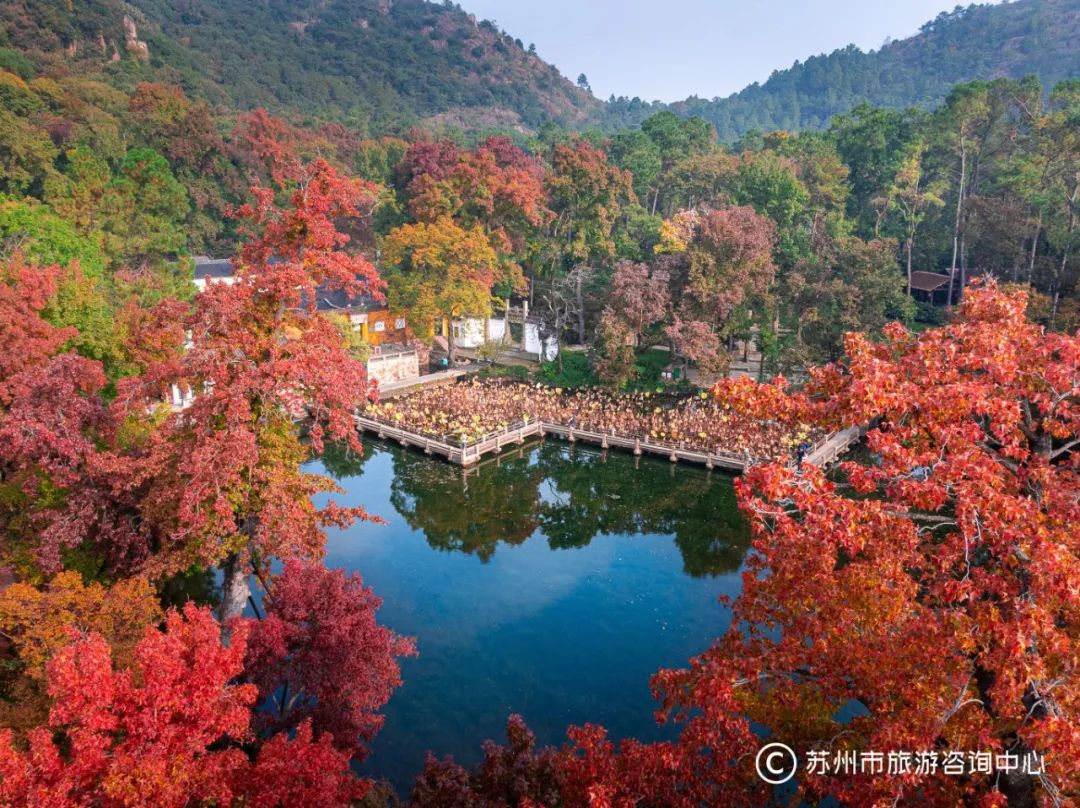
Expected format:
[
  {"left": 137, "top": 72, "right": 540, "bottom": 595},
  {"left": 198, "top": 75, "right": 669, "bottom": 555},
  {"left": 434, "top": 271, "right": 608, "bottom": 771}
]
[{"left": 310, "top": 437, "right": 751, "bottom": 795}]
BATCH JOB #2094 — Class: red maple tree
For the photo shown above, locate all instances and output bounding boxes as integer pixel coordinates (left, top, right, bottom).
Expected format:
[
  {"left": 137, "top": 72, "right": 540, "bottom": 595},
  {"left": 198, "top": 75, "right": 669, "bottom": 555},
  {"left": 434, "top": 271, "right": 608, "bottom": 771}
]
[
  {"left": 0, "top": 251, "right": 156, "bottom": 576},
  {"left": 399, "top": 283, "right": 1079, "bottom": 808},
  {"left": 647, "top": 282, "right": 1080, "bottom": 806},
  {"left": 0, "top": 604, "right": 366, "bottom": 807},
  {"left": 116, "top": 157, "right": 384, "bottom": 619},
  {"left": 244, "top": 559, "right": 415, "bottom": 758},
  {"left": 0, "top": 255, "right": 75, "bottom": 403}
]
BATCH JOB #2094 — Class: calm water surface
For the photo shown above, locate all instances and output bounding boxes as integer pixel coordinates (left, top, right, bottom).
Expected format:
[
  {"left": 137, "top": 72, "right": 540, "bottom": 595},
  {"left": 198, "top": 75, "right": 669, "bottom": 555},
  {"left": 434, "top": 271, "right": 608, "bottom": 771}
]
[{"left": 310, "top": 438, "right": 751, "bottom": 794}]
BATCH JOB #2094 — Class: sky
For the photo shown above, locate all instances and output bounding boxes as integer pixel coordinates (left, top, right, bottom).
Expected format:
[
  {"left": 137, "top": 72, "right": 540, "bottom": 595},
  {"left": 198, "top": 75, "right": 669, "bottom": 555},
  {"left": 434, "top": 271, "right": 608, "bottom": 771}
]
[{"left": 457, "top": 0, "right": 1007, "bottom": 103}]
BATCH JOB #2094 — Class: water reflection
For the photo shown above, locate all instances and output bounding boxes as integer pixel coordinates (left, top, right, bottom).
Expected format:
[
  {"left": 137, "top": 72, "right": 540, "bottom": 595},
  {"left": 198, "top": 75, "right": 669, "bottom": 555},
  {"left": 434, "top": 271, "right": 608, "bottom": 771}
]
[
  {"left": 535, "top": 445, "right": 749, "bottom": 577},
  {"left": 363, "top": 439, "right": 748, "bottom": 577},
  {"left": 158, "top": 566, "right": 220, "bottom": 610},
  {"left": 321, "top": 440, "right": 374, "bottom": 479},
  {"left": 390, "top": 448, "right": 544, "bottom": 562},
  {"left": 313, "top": 437, "right": 750, "bottom": 794}
]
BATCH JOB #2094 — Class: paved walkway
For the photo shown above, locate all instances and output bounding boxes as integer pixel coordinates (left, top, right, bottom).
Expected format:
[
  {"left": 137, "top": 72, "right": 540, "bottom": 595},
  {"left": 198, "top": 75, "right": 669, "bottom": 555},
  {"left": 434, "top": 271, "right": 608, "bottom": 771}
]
[{"left": 376, "top": 366, "right": 477, "bottom": 398}]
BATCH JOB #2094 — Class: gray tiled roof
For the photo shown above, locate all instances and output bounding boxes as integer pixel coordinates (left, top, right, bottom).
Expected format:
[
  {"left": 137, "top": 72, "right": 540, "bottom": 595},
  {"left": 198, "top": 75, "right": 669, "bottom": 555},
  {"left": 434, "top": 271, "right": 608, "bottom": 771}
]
[
  {"left": 194, "top": 257, "right": 383, "bottom": 311},
  {"left": 193, "top": 257, "right": 235, "bottom": 280}
]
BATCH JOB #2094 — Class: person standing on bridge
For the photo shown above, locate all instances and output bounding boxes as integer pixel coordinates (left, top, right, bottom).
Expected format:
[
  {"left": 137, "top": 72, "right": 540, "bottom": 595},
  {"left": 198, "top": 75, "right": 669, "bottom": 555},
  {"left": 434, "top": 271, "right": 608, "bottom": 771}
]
[{"left": 796, "top": 441, "right": 810, "bottom": 465}]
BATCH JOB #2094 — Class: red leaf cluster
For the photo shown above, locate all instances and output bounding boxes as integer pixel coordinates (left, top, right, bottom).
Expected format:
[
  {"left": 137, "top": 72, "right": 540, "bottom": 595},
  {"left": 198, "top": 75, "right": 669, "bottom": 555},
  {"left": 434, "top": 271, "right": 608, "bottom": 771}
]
[
  {"left": 0, "top": 605, "right": 366, "bottom": 807},
  {"left": 244, "top": 560, "right": 415, "bottom": 759}
]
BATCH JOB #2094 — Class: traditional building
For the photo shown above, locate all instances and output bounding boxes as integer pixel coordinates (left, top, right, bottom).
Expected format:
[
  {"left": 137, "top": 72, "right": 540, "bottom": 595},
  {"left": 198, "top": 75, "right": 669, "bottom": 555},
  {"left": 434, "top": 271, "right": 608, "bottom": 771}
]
[
  {"left": 315, "top": 287, "right": 424, "bottom": 383},
  {"left": 449, "top": 316, "right": 507, "bottom": 348},
  {"left": 522, "top": 315, "right": 558, "bottom": 361},
  {"left": 313, "top": 287, "right": 412, "bottom": 346},
  {"left": 193, "top": 257, "right": 424, "bottom": 384},
  {"left": 447, "top": 314, "right": 558, "bottom": 361}
]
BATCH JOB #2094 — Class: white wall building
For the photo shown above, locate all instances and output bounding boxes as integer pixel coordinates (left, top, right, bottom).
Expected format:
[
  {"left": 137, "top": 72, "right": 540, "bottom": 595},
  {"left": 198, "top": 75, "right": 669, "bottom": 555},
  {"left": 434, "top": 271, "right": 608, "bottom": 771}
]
[
  {"left": 366, "top": 345, "right": 422, "bottom": 385},
  {"left": 448, "top": 315, "right": 558, "bottom": 361},
  {"left": 451, "top": 316, "right": 507, "bottom": 348},
  {"left": 524, "top": 319, "right": 558, "bottom": 361}
]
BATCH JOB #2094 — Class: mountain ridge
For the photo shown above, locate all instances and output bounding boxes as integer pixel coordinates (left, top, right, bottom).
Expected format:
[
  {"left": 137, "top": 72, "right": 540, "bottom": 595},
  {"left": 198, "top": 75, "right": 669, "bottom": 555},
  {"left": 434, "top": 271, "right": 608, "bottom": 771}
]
[
  {"left": 603, "top": 0, "right": 1080, "bottom": 138},
  {"left": 3, "top": 0, "right": 1080, "bottom": 138}
]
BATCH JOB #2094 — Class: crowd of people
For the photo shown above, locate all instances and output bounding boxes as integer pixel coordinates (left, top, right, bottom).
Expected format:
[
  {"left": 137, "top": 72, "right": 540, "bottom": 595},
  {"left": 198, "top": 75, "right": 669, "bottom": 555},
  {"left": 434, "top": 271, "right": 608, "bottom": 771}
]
[{"left": 361, "top": 379, "right": 821, "bottom": 463}]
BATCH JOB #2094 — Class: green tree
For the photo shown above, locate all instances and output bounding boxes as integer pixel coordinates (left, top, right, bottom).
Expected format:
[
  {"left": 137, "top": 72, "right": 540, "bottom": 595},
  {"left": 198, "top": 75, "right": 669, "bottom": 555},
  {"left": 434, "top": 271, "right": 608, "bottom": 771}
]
[
  {"left": 1041, "top": 80, "right": 1080, "bottom": 325},
  {"left": 42, "top": 264, "right": 124, "bottom": 375},
  {"left": 44, "top": 146, "right": 112, "bottom": 238},
  {"left": 0, "top": 108, "right": 57, "bottom": 196},
  {"left": 100, "top": 147, "right": 190, "bottom": 268},
  {"left": 640, "top": 112, "right": 716, "bottom": 215},
  {"left": 785, "top": 234, "right": 914, "bottom": 363},
  {"left": 608, "top": 130, "right": 662, "bottom": 212},
  {"left": 875, "top": 142, "right": 947, "bottom": 294},
  {"left": 830, "top": 103, "right": 921, "bottom": 235},
  {"left": 0, "top": 197, "right": 106, "bottom": 278}
]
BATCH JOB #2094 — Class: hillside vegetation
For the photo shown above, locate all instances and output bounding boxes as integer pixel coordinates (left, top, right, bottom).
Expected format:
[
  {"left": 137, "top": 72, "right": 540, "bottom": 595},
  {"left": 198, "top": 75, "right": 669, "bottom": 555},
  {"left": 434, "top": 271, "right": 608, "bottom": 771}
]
[
  {"left": 6, "top": 0, "right": 1080, "bottom": 141},
  {"left": 605, "top": 0, "right": 1080, "bottom": 140},
  {"left": 0, "top": 0, "right": 599, "bottom": 133}
]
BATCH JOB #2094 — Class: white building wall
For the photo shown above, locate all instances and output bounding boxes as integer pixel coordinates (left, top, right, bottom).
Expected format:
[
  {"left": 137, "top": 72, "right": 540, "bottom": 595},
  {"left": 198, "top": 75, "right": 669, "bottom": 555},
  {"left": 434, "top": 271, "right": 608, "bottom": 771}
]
[
  {"left": 451, "top": 317, "right": 506, "bottom": 348},
  {"left": 524, "top": 322, "right": 558, "bottom": 361}
]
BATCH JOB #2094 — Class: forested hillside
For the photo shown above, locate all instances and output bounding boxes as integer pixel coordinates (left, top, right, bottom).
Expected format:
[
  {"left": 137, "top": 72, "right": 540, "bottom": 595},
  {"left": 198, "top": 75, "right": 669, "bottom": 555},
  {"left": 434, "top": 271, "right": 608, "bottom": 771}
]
[
  {"left": 0, "top": 0, "right": 599, "bottom": 133},
  {"left": 7, "top": 0, "right": 1080, "bottom": 141},
  {"left": 605, "top": 0, "right": 1080, "bottom": 140}
]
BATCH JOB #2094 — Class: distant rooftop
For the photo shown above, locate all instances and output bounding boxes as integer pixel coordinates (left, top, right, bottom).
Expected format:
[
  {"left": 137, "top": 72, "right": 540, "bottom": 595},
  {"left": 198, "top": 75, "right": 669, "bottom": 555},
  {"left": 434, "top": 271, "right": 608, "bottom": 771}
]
[
  {"left": 193, "top": 256, "right": 234, "bottom": 280},
  {"left": 193, "top": 256, "right": 384, "bottom": 311},
  {"left": 909, "top": 271, "right": 952, "bottom": 292},
  {"left": 312, "top": 286, "right": 384, "bottom": 314}
]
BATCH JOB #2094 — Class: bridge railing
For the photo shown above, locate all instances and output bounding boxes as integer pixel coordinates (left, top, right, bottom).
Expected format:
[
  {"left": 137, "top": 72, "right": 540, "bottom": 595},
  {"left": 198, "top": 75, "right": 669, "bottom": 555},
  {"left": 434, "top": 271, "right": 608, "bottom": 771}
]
[{"left": 356, "top": 411, "right": 856, "bottom": 470}]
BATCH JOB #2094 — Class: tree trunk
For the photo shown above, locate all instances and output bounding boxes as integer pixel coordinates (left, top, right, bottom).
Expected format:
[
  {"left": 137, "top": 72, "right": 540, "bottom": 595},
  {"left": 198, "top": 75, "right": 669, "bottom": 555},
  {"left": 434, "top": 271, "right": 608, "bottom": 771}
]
[
  {"left": 218, "top": 553, "right": 251, "bottom": 628},
  {"left": 954, "top": 137, "right": 972, "bottom": 276},
  {"left": 874, "top": 205, "right": 887, "bottom": 238},
  {"left": 447, "top": 322, "right": 456, "bottom": 364},
  {"left": 905, "top": 236, "right": 914, "bottom": 296},
  {"left": 520, "top": 300, "right": 529, "bottom": 351},
  {"left": 957, "top": 232, "right": 967, "bottom": 304},
  {"left": 1027, "top": 216, "right": 1041, "bottom": 287},
  {"left": 574, "top": 270, "right": 586, "bottom": 345},
  {"left": 1052, "top": 182, "right": 1078, "bottom": 328},
  {"left": 949, "top": 140, "right": 967, "bottom": 307}
]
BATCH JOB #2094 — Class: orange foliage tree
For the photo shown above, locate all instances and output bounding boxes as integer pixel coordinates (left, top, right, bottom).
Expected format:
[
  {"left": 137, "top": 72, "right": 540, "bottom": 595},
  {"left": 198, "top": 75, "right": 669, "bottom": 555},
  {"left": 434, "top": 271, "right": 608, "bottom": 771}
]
[
  {"left": 0, "top": 572, "right": 161, "bottom": 680},
  {"left": 638, "top": 282, "right": 1080, "bottom": 806},
  {"left": 406, "top": 283, "right": 1079, "bottom": 808},
  {"left": 382, "top": 216, "right": 499, "bottom": 362},
  {"left": 0, "top": 573, "right": 161, "bottom": 732}
]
